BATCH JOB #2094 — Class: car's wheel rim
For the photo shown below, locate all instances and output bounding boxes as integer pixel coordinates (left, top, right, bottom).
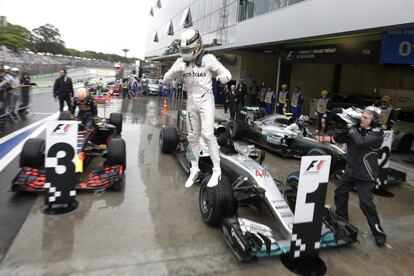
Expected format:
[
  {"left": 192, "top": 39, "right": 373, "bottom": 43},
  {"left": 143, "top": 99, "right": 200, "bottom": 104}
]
[{"left": 200, "top": 186, "right": 210, "bottom": 214}]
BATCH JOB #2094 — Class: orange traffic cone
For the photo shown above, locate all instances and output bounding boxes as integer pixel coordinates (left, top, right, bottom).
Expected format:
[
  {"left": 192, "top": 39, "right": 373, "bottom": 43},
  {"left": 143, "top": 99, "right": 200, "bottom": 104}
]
[{"left": 162, "top": 98, "right": 169, "bottom": 113}]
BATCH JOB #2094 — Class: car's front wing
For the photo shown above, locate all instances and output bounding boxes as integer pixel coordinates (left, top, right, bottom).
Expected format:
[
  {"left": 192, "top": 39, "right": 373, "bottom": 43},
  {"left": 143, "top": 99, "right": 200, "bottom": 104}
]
[
  {"left": 12, "top": 165, "right": 124, "bottom": 192},
  {"left": 222, "top": 215, "right": 358, "bottom": 262}
]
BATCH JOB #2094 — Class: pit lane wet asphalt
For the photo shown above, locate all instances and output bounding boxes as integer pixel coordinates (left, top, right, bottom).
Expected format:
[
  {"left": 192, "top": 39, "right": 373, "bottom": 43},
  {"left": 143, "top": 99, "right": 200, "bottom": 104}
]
[{"left": 0, "top": 96, "right": 414, "bottom": 275}]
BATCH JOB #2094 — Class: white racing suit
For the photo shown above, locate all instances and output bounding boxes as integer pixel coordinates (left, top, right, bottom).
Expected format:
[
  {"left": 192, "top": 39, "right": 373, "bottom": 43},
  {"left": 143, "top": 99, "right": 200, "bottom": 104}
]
[{"left": 164, "top": 53, "right": 231, "bottom": 187}]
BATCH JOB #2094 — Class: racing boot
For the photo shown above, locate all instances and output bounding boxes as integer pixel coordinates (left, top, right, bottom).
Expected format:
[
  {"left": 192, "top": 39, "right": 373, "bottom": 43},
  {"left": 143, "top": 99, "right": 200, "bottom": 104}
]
[
  {"left": 185, "top": 164, "right": 200, "bottom": 188},
  {"left": 207, "top": 167, "right": 221, "bottom": 187},
  {"left": 375, "top": 234, "right": 387, "bottom": 247}
]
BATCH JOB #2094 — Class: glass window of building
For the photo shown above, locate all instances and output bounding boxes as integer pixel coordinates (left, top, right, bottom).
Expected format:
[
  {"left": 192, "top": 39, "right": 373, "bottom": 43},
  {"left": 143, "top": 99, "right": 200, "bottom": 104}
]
[
  {"left": 210, "top": 10, "right": 220, "bottom": 32},
  {"left": 204, "top": 0, "right": 213, "bottom": 16},
  {"left": 198, "top": 0, "right": 206, "bottom": 20},
  {"left": 212, "top": 0, "right": 221, "bottom": 13},
  {"left": 203, "top": 15, "right": 212, "bottom": 34},
  {"left": 238, "top": 0, "right": 254, "bottom": 21},
  {"left": 228, "top": 2, "right": 238, "bottom": 26},
  {"left": 190, "top": 1, "right": 199, "bottom": 22}
]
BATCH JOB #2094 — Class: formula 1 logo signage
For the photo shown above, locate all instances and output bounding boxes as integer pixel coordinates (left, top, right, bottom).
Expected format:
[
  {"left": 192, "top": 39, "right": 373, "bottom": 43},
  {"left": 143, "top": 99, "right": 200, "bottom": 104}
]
[
  {"left": 44, "top": 121, "right": 78, "bottom": 207},
  {"left": 290, "top": 155, "right": 331, "bottom": 258},
  {"left": 52, "top": 123, "right": 73, "bottom": 134},
  {"left": 305, "top": 159, "right": 326, "bottom": 174}
]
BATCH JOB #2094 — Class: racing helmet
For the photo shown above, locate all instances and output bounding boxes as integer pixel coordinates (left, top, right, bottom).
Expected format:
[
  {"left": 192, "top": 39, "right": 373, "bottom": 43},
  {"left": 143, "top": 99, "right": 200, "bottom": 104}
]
[
  {"left": 363, "top": 106, "right": 381, "bottom": 127},
  {"left": 297, "top": 114, "right": 309, "bottom": 128},
  {"left": 10, "top": 67, "right": 20, "bottom": 73},
  {"left": 281, "top": 84, "right": 288, "bottom": 90},
  {"left": 76, "top": 88, "right": 89, "bottom": 101},
  {"left": 179, "top": 29, "right": 203, "bottom": 61},
  {"left": 3, "top": 65, "right": 10, "bottom": 71},
  {"left": 321, "top": 89, "right": 329, "bottom": 97}
]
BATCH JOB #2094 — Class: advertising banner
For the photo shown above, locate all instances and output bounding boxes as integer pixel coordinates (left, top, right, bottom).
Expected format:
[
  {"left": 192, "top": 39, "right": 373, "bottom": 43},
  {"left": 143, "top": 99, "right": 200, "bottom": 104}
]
[{"left": 380, "top": 28, "right": 414, "bottom": 65}]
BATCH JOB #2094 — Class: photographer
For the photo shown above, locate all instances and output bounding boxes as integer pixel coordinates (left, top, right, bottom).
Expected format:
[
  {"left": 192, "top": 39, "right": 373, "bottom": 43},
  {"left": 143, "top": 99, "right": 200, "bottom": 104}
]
[
  {"left": 333, "top": 106, "right": 387, "bottom": 247},
  {"left": 0, "top": 68, "right": 11, "bottom": 117}
]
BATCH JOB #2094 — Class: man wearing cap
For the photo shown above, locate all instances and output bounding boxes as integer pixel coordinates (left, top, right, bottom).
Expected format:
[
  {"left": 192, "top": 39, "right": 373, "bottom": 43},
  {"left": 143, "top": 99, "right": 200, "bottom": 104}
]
[
  {"left": 315, "top": 89, "right": 332, "bottom": 133},
  {"left": 53, "top": 69, "right": 74, "bottom": 111},
  {"left": 276, "top": 84, "right": 289, "bottom": 114},
  {"left": 378, "top": 96, "right": 395, "bottom": 130}
]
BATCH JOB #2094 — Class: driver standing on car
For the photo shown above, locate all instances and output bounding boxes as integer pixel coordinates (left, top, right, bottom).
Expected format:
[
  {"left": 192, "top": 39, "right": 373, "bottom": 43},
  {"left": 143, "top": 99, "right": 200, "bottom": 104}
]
[
  {"left": 163, "top": 29, "right": 231, "bottom": 188},
  {"left": 333, "top": 106, "right": 387, "bottom": 247},
  {"left": 71, "top": 88, "right": 97, "bottom": 129}
]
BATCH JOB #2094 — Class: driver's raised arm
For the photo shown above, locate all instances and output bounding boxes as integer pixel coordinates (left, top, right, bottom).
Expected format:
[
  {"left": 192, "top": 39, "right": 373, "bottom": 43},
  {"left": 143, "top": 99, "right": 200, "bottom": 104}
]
[
  {"left": 163, "top": 58, "right": 185, "bottom": 84},
  {"left": 207, "top": 54, "right": 231, "bottom": 84}
]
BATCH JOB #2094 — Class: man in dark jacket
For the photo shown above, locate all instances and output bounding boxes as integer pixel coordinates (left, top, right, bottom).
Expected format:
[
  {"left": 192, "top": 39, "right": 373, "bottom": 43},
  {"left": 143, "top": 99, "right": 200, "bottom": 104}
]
[
  {"left": 19, "top": 72, "right": 36, "bottom": 114},
  {"left": 236, "top": 80, "right": 247, "bottom": 107},
  {"left": 228, "top": 84, "right": 240, "bottom": 120},
  {"left": 333, "top": 106, "right": 387, "bottom": 246},
  {"left": 53, "top": 69, "right": 74, "bottom": 111}
]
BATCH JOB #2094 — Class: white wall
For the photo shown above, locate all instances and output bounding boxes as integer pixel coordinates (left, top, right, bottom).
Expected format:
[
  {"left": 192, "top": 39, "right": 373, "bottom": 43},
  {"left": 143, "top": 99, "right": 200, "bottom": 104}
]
[{"left": 233, "top": 0, "right": 414, "bottom": 48}]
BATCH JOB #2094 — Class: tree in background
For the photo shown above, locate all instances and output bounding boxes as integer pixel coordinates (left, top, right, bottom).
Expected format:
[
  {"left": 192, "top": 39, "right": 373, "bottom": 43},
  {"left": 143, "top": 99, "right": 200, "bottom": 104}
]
[
  {"left": 32, "top": 23, "right": 66, "bottom": 54},
  {"left": 0, "top": 21, "right": 138, "bottom": 63},
  {"left": 0, "top": 24, "right": 35, "bottom": 51}
]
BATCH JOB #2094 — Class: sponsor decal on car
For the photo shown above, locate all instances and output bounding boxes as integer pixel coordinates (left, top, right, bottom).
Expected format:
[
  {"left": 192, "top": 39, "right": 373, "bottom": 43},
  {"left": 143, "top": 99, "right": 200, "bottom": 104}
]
[{"left": 266, "top": 135, "right": 281, "bottom": 145}]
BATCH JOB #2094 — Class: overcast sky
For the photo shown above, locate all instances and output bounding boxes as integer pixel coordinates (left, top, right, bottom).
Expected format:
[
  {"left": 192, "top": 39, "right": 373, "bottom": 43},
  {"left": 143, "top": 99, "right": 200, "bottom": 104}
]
[{"left": 0, "top": 0, "right": 151, "bottom": 59}]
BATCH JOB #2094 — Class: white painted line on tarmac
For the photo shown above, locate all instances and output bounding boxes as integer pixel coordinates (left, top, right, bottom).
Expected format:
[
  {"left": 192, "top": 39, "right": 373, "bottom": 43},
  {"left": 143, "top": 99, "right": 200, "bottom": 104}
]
[
  {"left": 0, "top": 112, "right": 59, "bottom": 172},
  {"left": 0, "top": 112, "right": 59, "bottom": 144},
  {"left": 31, "top": 112, "right": 56, "bottom": 115}
]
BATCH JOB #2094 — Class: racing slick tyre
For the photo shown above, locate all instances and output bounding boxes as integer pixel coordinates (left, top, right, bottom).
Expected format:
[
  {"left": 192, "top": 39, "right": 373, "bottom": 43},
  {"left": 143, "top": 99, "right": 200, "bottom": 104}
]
[
  {"left": 227, "top": 120, "right": 244, "bottom": 140},
  {"left": 58, "top": 111, "right": 73, "bottom": 120},
  {"left": 107, "top": 138, "right": 126, "bottom": 171},
  {"left": 409, "top": 140, "right": 414, "bottom": 162},
  {"left": 159, "top": 127, "right": 179, "bottom": 154},
  {"left": 109, "top": 113, "right": 123, "bottom": 135},
  {"left": 20, "top": 138, "right": 45, "bottom": 168},
  {"left": 199, "top": 174, "right": 238, "bottom": 227},
  {"left": 307, "top": 148, "right": 327, "bottom": 156}
]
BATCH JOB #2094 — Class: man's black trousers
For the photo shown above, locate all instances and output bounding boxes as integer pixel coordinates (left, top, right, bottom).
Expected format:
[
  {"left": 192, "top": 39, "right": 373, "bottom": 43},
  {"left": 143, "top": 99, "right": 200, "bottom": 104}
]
[
  {"left": 334, "top": 172, "right": 386, "bottom": 237},
  {"left": 59, "top": 95, "right": 72, "bottom": 112}
]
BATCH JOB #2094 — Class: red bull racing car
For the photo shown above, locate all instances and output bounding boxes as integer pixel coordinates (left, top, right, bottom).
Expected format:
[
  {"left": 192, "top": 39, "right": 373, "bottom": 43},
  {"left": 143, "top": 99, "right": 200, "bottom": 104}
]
[{"left": 11, "top": 111, "right": 126, "bottom": 192}]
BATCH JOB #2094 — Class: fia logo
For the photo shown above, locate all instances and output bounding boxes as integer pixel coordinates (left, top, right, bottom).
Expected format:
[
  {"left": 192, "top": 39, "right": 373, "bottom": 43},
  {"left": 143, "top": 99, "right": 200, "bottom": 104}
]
[
  {"left": 52, "top": 124, "right": 72, "bottom": 134},
  {"left": 305, "top": 160, "right": 325, "bottom": 173}
]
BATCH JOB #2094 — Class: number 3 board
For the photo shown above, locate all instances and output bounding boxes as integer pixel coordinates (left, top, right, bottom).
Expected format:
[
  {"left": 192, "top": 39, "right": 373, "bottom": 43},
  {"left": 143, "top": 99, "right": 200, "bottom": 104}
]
[{"left": 44, "top": 121, "right": 78, "bottom": 205}]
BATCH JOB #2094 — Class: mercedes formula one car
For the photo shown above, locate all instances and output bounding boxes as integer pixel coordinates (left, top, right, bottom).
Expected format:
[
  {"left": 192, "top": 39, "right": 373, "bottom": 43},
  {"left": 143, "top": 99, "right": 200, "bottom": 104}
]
[
  {"left": 159, "top": 110, "right": 357, "bottom": 262},
  {"left": 12, "top": 111, "right": 126, "bottom": 192},
  {"left": 227, "top": 107, "right": 347, "bottom": 177}
]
